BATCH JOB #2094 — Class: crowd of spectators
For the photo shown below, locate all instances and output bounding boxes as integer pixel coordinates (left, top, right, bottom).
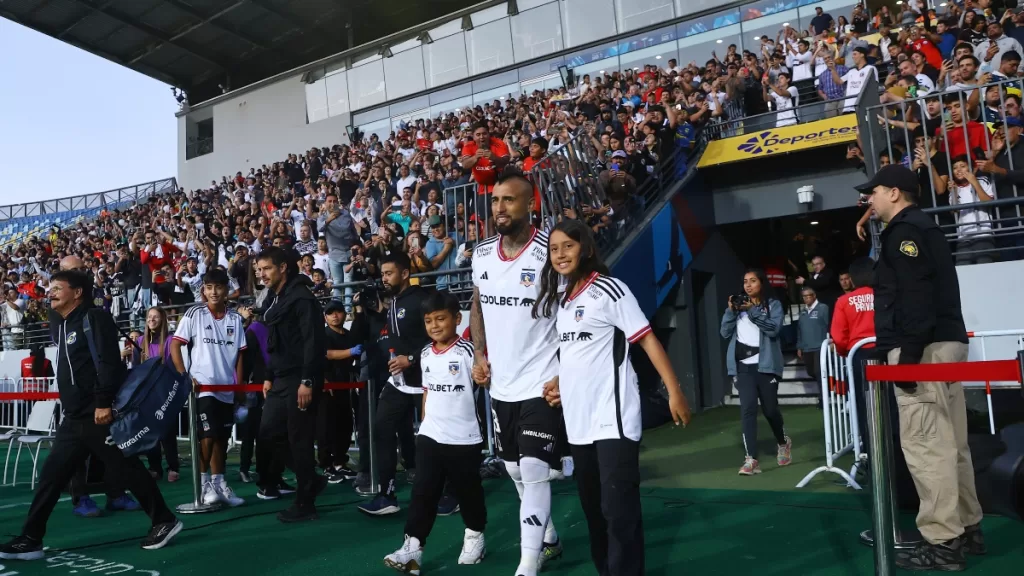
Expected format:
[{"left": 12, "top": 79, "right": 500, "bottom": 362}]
[{"left": 6, "top": 2, "right": 1024, "bottom": 350}]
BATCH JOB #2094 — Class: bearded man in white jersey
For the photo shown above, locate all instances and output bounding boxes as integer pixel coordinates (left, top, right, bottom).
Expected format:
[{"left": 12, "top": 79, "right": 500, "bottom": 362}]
[{"left": 471, "top": 173, "right": 565, "bottom": 576}]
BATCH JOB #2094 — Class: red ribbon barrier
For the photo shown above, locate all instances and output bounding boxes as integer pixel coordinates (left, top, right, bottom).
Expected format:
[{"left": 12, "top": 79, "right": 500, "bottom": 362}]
[
  {"left": 0, "top": 382, "right": 364, "bottom": 401},
  {"left": 865, "top": 360, "right": 1022, "bottom": 384}
]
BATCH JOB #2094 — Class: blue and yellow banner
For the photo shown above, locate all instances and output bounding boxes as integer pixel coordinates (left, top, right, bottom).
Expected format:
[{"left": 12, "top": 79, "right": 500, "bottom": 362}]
[{"left": 698, "top": 114, "right": 858, "bottom": 168}]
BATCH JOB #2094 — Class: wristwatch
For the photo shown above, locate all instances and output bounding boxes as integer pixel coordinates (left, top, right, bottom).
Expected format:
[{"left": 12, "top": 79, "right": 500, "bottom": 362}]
[
  {"left": 406, "top": 355, "right": 414, "bottom": 364},
  {"left": 300, "top": 379, "right": 313, "bottom": 389}
]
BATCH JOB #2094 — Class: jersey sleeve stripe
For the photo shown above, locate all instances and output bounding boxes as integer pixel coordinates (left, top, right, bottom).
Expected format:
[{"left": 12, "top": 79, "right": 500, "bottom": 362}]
[
  {"left": 591, "top": 278, "right": 622, "bottom": 302},
  {"left": 627, "top": 325, "right": 652, "bottom": 343},
  {"left": 596, "top": 276, "right": 625, "bottom": 298},
  {"left": 455, "top": 341, "right": 475, "bottom": 356},
  {"left": 172, "top": 335, "right": 190, "bottom": 344}
]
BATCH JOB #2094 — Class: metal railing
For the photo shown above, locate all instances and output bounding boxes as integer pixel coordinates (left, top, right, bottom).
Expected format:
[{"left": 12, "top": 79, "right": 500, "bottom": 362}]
[
  {"left": 701, "top": 95, "right": 852, "bottom": 143},
  {"left": 186, "top": 138, "right": 214, "bottom": 160},
  {"left": 861, "top": 75, "right": 1024, "bottom": 262},
  {"left": 0, "top": 178, "right": 176, "bottom": 222}
]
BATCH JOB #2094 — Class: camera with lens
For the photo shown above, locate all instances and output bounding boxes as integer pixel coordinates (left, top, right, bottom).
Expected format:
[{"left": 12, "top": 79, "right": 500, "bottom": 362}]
[
  {"left": 730, "top": 293, "right": 751, "bottom": 309},
  {"left": 359, "top": 278, "right": 385, "bottom": 307},
  {"left": 236, "top": 295, "right": 256, "bottom": 309}
]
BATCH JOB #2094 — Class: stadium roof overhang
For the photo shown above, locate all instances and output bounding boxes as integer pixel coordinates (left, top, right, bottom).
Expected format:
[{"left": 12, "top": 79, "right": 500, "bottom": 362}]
[{"left": 0, "top": 0, "right": 488, "bottom": 105}]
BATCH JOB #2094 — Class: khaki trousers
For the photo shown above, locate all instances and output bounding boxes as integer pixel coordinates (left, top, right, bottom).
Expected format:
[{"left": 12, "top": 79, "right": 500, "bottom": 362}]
[{"left": 887, "top": 342, "right": 984, "bottom": 544}]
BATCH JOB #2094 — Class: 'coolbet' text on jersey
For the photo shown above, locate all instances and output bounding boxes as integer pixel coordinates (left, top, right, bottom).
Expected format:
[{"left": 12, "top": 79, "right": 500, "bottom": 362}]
[
  {"left": 418, "top": 338, "right": 481, "bottom": 445},
  {"left": 173, "top": 305, "right": 246, "bottom": 404},
  {"left": 472, "top": 228, "right": 558, "bottom": 402},
  {"left": 556, "top": 273, "right": 651, "bottom": 445}
]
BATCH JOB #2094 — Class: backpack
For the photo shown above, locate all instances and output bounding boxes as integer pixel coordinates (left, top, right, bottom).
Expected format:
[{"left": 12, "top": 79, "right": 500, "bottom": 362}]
[{"left": 82, "top": 311, "right": 192, "bottom": 457}]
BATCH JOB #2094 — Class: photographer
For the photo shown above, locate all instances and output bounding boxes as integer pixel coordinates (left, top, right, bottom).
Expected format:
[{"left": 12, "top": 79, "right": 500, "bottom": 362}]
[
  {"left": 357, "top": 252, "right": 432, "bottom": 516},
  {"left": 720, "top": 268, "right": 791, "bottom": 477}
]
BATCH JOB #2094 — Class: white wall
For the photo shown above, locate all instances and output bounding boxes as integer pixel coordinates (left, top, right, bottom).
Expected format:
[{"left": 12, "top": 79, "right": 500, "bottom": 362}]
[
  {"left": 177, "top": 73, "right": 352, "bottom": 191},
  {"left": 956, "top": 260, "right": 1024, "bottom": 388}
]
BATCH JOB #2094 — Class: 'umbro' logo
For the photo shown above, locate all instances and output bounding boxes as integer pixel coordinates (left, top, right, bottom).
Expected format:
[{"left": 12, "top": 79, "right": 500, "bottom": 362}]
[{"left": 480, "top": 272, "right": 488, "bottom": 280}]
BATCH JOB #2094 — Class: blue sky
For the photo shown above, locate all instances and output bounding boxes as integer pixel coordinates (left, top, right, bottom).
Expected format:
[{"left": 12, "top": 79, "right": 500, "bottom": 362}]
[{"left": 0, "top": 20, "right": 178, "bottom": 205}]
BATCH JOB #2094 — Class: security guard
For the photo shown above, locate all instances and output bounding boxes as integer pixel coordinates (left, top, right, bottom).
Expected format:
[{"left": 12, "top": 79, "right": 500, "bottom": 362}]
[{"left": 855, "top": 165, "right": 985, "bottom": 571}]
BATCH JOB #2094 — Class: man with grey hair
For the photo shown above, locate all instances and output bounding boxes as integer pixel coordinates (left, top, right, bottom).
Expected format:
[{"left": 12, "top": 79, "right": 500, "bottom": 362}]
[{"left": 796, "top": 287, "right": 829, "bottom": 406}]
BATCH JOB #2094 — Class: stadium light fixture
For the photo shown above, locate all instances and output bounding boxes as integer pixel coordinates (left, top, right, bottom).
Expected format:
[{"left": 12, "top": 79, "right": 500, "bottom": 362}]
[
  {"left": 655, "top": 55, "right": 662, "bottom": 59},
  {"left": 716, "top": 39, "right": 723, "bottom": 43},
  {"left": 810, "top": 221, "right": 819, "bottom": 226}
]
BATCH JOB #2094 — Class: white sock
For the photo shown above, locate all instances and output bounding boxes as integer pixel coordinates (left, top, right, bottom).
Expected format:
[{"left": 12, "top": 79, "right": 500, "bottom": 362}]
[
  {"left": 544, "top": 521, "right": 558, "bottom": 545},
  {"left": 212, "top": 473, "right": 224, "bottom": 486},
  {"left": 517, "top": 457, "right": 551, "bottom": 576},
  {"left": 201, "top": 472, "right": 210, "bottom": 485}
]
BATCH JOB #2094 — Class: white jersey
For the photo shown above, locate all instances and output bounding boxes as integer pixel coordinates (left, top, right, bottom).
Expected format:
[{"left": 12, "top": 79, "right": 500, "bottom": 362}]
[
  {"left": 472, "top": 228, "right": 558, "bottom": 402},
  {"left": 556, "top": 273, "right": 650, "bottom": 445},
  {"left": 172, "top": 305, "right": 246, "bottom": 404},
  {"left": 419, "top": 339, "right": 481, "bottom": 445}
]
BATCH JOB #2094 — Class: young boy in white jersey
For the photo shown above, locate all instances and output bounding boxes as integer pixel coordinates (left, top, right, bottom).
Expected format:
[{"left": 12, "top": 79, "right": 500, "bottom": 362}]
[
  {"left": 384, "top": 292, "right": 486, "bottom": 575},
  {"left": 170, "top": 267, "right": 247, "bottom": 507}
]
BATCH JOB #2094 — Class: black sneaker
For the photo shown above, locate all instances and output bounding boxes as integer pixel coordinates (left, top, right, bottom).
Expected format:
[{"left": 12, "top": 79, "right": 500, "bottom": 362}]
[
  {"left": 140, "top": 520, "right": 184, "bottom": 550},
  {"left": 895, "top": 538, "right": 966, "bottom": 571},
  {"left": 257, "top": 486, "right": 281, "bottom": 500},
  {"left": 334, "top": 465, "right": 358, "bottom": 480},
  {"left": 437, "top": 494, "right": 460, "bottom": 516},
  {"left": 325, "top": 469, "right": 347, "bottom": 484},
  {"left": 962, "top": 523, "right": 987, "bottom": 556},
  {"left": 277, "top": 504, "right": 318, "bottom": 523},
  {"left": 0, "top": 535, "right": 44, "bottom": 560},
  {"left": 276, "top": 481, "right": 296, "bottom": 495}
]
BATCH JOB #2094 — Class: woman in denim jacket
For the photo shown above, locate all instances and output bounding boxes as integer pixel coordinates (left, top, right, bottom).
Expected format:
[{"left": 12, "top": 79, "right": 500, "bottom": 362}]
[{"left": 720, "top": 269, "right": 792, "bottom": 476}]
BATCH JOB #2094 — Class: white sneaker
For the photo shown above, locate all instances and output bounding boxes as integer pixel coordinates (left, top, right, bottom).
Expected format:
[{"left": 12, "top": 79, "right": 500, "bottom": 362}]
[
  {"left": 216, "top": 482, "right": 245, "bottom": 507},
  {"left": 383, "top": 535, "right": 422, "bottom": 575},
  {"left": 201, "top": 481, "right": 221, "bottom": 505},
  {"left": 457, "top": 529, "right": 486, "bottom": 565}
]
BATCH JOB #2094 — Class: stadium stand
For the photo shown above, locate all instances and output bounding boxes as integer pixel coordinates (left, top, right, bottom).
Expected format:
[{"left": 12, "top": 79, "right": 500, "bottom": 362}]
[{"left": 5, "top": 2, "right": 1024, "bottom": 355}]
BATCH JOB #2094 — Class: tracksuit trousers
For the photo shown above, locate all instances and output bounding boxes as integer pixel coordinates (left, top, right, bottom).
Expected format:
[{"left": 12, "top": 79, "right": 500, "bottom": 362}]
[
  {"left": 735, "top": 363, "right": 787, "bottom": 460},
  {"left": 24, "top": 419, "right": 176, "bottom": 540},
  {"left": 404, "top": 435, "right": 486, "bottom": 544},
  {"left": 571, "top": 439, "right": 644, "bottom": 576},
  {"left": 374, "top": 384, "right": 419, "bottom": 497},
  {"left": 257, "top": 378, "right": 318, "bottom": 508},
  {"left": 317, "top": 389, "right": 354, "bottom": 468}
]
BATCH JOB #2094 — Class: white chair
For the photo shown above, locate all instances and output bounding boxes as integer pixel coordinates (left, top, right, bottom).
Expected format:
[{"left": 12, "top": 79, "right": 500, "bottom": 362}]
[{"left": 12, "top": 401, "right": 58, "bottom": 490}]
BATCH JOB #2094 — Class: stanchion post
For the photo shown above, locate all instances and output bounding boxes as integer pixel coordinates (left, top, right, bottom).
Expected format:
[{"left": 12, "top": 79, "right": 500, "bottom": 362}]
[
  {"left": 176, "top": 388, "right": 222, "bottom": 514},
  {"left": 865, "top": 359, "right": 895, "bottom": 576},
  {"left": 367, "top": 377, "right": 379, "bottom": 495}
]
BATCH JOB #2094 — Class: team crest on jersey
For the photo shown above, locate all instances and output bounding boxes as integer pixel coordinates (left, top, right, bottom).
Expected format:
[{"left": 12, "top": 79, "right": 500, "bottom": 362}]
[
  {"left": 65, "top": 331, "right": 77, "bottom": 345},
  {"left": 449, "top": 362, "right": 460, "bottom": 375},
  {"left": 397, "top": 308, "right": 407, "bottom": 319},
  {"left": 520, "top": 269, "right": 536, "bottom": 287},
  {"left": 227, "top": 326, "right": 235, "bottom": 336},
  {"left": 575, "top": 307, "right": 584, "bottom": 322}
]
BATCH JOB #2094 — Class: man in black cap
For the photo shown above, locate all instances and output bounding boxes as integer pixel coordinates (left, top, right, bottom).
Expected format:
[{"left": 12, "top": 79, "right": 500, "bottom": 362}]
[{"left": 854, "top": 164, "right": 984, "bottom": 571}]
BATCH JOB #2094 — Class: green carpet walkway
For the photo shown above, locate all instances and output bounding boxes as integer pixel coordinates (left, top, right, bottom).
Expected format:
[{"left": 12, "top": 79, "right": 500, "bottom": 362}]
[{"left": 0, "top": 406, "right": 1018, "bottom": 575}]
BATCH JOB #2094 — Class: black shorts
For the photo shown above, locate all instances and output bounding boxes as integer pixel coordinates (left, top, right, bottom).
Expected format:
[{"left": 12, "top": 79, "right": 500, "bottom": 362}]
[
  {"left": 197, "top": 396, "right": 234, "bottom": 440},
  {"left": 490, "top": 397, "right": 564, "bottom": 467}
]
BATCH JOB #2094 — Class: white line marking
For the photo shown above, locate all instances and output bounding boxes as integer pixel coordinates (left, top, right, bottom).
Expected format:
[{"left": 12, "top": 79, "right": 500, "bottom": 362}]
[{"left": 0, "top": 496, "right": 70, "bottom": 509}]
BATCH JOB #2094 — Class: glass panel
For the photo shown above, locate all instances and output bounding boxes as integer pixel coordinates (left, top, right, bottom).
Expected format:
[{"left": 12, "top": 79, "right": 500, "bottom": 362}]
[
  {"left": 560, "top": 0, "right": 616, "bottom": 49},
  {"left": 743, "top": 0, "right": 821, "bottom": 22},
  {"left": 349, "top": 60, "right": 387, "bottom": 110},
  {"left": 353, "top": 106, "right": 390, "bottom": 126},
  {"left": 304, "top": 67, "right": 328, "bottom": 123},
  {"left": 473, "top": 82, "right": 521, "bottom": 106},
  {"left": 520, "top": 73, "right": 561, "bottom": 95},
  {"left": 391, "top": 37, "right": 421, "bottom": 54},
  {"left": 473, "top": 69, "right": 519, "bottom": 93},
  {"left": 325, "top": 70, "right": 350, "bottom": 117},
  {"left": 618, "top": 42, "right": 678, "bottom": 73},
  {"left": 518, "top": 57, "right": 564, "bottom": 81},
  {"left": 613, "top": 26, "right": 678, "bottom": 59},
  {"left": 614, "top": 0, "right": 675, "bottom": 33},
  {"left": 565, "top": 42, "right": 616, "bottom": 69},
  {"left": 425, "top": 33, "right": 469, "bottom": 88},
  {"left": 472, "top": 3, "right": 508, "bottom": 26},
  {"left": 351, "top": 51, "right": 382, "bottom": 67},
  {"left": 384, "top": 46, "right": 427, "bottom": 100},
  {"left": 678, "top": 8, "right": 741, "bottom": 38},
  {"left": 518, "top": 0, "right": 553, "bottom": 10},
  {"left": 466, "top": 18, "right": 514, "bottom": 75},
  {"left": 678, "top": 23, "right": 741, "bottom": 69},
  {"left": 572, "top": 56, "right": 620, "bottom": 80},
  {"left": 675, "top": 0, "right": 736, "bottom": 19},
  {"left": 390, "top": 95, "right": 430, "bottom": 117},
  {"left": 391, "top": 108, "right": 430, "bottom": 135},
  {"left": 429, "top": 19, "right": 464, "bottom": 40},
  {"left": 431, "top": 96, "right": 474, "bottom": 118},
  {"left": 360, "top": 119, "right": 391, "bottom": 141},
  {"left": 429, "top": 82, "right": 473, "bottom": 105},
  {"left": 510, "top": 3, "right": 563, "bottom": 62}
]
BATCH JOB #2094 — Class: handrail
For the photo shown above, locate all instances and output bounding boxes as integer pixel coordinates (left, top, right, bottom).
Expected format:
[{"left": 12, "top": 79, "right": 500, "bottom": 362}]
[{"left": 0, "top": 177, "right": 177, "bottom": 223}]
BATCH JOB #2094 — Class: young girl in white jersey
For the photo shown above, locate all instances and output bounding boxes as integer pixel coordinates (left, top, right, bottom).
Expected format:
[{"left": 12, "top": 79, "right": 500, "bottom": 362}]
[{"left": 531, "top": 219, "right": 691, "bottom": 576}]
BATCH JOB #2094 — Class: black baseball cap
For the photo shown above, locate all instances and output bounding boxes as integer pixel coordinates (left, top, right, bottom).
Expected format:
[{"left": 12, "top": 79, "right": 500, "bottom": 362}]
[
  {"left": 854, "top": 165, "right": 919, "bottom": 195},
  {"left": 324, "top": 299, "right": 346, "bottom": 315}
]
